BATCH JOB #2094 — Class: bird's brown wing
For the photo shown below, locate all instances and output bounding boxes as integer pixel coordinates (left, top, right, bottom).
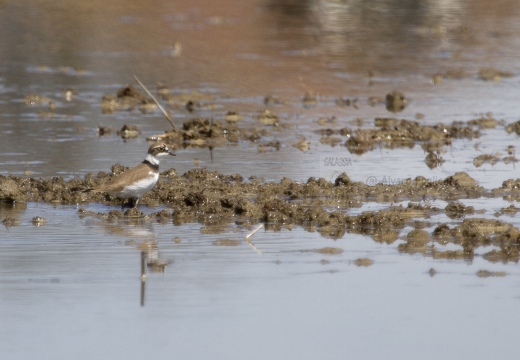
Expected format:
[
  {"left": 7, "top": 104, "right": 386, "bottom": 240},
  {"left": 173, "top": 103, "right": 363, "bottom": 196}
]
[{"left": 88, "top": 163, "right": 153, "bottom": 193}]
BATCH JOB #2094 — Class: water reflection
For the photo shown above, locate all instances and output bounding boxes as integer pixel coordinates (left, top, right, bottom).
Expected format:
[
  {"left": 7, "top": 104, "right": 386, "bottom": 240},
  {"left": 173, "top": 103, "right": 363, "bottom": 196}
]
[
  {"left": 266, "top": 0, "right": 468, "bottom": 73},
  {"left": 79, "top": 209, "right": 173, "bottom": 306},
  {"left": 0, "top": 202, "right": 26, "bottom": 229},
  {"left": 138, "top": 241, "right": 172, "bottom": 306},
  {"left": 1, "top": 0, "right": 519, "bottom": 182},
  {"left": 2, "top": 2, "right": 520, "bottom": 358},
  {"left": 86, "top": 214, "right": 171, "bottom": 268},
  {"left": 141, "top": 250, "right": 146, "bottom": 307}
]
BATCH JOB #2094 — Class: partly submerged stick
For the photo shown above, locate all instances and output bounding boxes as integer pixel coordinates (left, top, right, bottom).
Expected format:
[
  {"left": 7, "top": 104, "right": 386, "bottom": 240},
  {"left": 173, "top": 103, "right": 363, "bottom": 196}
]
[
  {"left": 245, "top": 224, "right": 264, "bottom": 255},
  {"left": 133, "top": 75, "right": 177, "bottom": 131},
  {"left": 245, "top": 224, "right": 264, "bottom": 240}
]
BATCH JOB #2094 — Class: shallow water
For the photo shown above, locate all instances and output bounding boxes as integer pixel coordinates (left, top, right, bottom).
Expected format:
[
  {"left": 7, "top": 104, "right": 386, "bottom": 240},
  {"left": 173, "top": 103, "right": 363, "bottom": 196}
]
[
  {"left": 2, "top": 1, "right": 520, "bottom": 359},
  {"left": 2, "top": 202, "right": 520, "bottom": 360}
]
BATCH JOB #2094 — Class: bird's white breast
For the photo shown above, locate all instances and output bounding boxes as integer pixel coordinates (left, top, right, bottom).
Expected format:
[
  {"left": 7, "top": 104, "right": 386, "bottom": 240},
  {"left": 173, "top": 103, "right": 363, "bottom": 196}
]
[{"left": 118, "top": 172, "right": 159, "bottom": 198}]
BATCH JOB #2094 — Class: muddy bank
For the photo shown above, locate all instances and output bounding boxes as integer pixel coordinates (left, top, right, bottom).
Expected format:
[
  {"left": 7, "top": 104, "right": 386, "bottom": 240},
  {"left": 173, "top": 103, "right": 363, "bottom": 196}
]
[
  {"left": 0, "top": 169, "right": 487, "bottom": 213},
  {"left": 2, "top": 168, "right": 520, "bottom": 263}
]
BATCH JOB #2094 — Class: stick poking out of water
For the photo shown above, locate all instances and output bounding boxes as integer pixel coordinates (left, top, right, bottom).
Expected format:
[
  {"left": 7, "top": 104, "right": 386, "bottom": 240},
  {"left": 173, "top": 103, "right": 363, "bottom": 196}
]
[
  {"left": 246, "top": 224, "right": 264, "bottom": 240},
  {"left": 133, "top": 75, "right": 177, "bottom": 131},
  {"left": 245, "top": 224, "right": 264, "bottom": 255}
]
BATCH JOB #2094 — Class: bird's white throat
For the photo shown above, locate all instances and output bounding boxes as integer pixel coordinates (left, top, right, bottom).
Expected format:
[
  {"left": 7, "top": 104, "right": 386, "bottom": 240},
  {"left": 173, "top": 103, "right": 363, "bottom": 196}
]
[{"left": 144, "top": 154, "right": 160, "bottom": 166}]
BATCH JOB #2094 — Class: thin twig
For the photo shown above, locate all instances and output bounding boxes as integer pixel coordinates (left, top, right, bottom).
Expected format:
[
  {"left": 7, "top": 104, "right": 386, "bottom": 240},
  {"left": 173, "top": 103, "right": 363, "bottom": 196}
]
[
  {"left": 133, "top": 75, "right": 177, "bottom": 131},
  {"left": 245, "top": 224, "right": 264, "bottom": 255},
  {"left": 245, "top": 224, "right": 264, "bottom": 240}
]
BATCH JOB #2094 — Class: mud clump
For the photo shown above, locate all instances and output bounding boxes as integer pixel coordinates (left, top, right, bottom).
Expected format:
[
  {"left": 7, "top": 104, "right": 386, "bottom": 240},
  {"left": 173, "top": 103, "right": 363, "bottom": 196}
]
[
  {"left": 264, "top": 94, "right": 286, "bottom": 106},
  {"left": 425, "top": 151, "right": 444, "bottom": 169},
  {"left": 181, "top": 118, "right": 236, "bottom": 147},
  {"left": 493, "top": 178, "right": 520, "bottom": 202},
  {"left": 302, "top": 247, "right": 344, "bottom": 255},
  {"left": 292, "top": 138, "right": 310, "bottom": 152},
  {"left": 335, "top": 97, "right": 358, "bottom": 109},
  {"left": 499, "top": 204, "right": 518, "bottom": 216},
  {"left": 385, "top": 91, "right": 408, "bottom": 113},
  {"left": 430, "top": 70, "right": 470, "bottom": 83},
  {"left": 24, "top": 94, "right": 48, "bottom": 106},
  {"left": 0, "top": 177, "right": 27, "bottom": 202},
  {"left": 97, "top": 125, "right": 116, "bottom": 136},
  {"left": 476, "top": 270, "right": 507, "bottom": 278},
  {"left": 213, "top": 239, "right": 240, "bottom": 246},
  {"left": 32, "top": 216, "right": 47, "bottom": 226},
  {"left": 257, "top": 109, "right": 279, "bottom": 126},
  {"left": 432, "top": 218, "right": 520, "bottom": 262},
  {"left": 119, "top": 124, "right": 141, "bottom": 139},
  {"left": 505, "top": 120, "right": 520, "bottom": 135},
  {"left": 0, "top": 175, "right": 87, "bottom": 204},
  {"left": 443, "top": 172, "right": 480, "bottom": 192},
  {"left": 334, "top": 172, "right": 351, "bottom": 187},
  {"left": 398, "top": 229, "right": 430, "bottom": 254},
  {"left": 478, "top": 68, "right": 514, "bottom": 82},
  {"left": 319, "top": 118, "right": 479, "bottom": 155},
  {"left": 225, "top": 111, "right": 244, "bottom": 123},
  {"left": 445, "top": 202, "right": 475, "bottom": 219},
  {"left": 353, "top": 258, "right": 373, "bottom": 267},
  {"left": 473, "top": 153, "right": 500, "bottom": 168},
  {"left": 101, "top": 85, "right": 153, "bottom": 114},
  {"left": 147, "top": 117, "right": 273, "bottom": 150},
  {"left": 467, "top": 115, "right": 497, "bottom": 129},
  {"left": 432, "top": 249, "right": 467, "bottom": 260},
  {"left": 407, "top": 229, "right": 430, "bottom": 244}
]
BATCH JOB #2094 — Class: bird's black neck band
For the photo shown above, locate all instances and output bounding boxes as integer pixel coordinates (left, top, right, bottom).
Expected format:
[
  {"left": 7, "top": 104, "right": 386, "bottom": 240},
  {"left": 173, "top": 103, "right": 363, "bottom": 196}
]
[{"left": 142, "top": 159, "right": 159, "bottom": 171}]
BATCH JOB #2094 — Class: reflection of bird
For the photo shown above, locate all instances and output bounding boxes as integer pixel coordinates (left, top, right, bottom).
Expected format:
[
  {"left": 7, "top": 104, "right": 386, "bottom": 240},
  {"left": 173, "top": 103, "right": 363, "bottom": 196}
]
[
  {"left": 3, "top": 216, "right": 20, "bottom": 229},
  {"left": 84, "top": 143, "right": 175, "bottom": 209},
  {"left": 138, "top": 241, "right": 172, "bottom": 273}
]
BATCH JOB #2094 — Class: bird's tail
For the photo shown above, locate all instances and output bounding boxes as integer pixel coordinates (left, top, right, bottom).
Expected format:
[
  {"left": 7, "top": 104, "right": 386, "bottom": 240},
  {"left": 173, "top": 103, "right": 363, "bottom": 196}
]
[{"left": 82, "top": 188, "right": 93, "bottom": 193}]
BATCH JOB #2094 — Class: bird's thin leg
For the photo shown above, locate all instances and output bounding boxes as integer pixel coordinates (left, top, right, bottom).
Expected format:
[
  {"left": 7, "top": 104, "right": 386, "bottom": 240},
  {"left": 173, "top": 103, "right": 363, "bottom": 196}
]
[{"left": 134, "top": 198, "right": 140, "bottom": 209}]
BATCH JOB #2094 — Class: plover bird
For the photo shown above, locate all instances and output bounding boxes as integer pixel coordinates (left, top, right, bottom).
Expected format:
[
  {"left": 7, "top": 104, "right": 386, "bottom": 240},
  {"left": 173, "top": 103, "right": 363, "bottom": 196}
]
[{"left": 84, "top": 143, "right": 175, "bottom": 209}]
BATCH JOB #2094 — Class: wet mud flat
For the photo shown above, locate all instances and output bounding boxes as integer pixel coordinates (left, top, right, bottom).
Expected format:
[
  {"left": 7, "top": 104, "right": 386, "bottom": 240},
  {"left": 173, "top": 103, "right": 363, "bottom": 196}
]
[
  {"left": 2, "top": 150, "right": 520, "bottom": 266},
  {"left": 5, "top": 85, "right": 520, "bottom": 266},
  {"left": 6, "top": 74, "right": 520, "bottom": 266}
]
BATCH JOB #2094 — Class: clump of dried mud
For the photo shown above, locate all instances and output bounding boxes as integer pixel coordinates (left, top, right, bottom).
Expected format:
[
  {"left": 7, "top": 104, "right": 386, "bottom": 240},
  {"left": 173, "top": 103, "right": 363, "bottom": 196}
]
[
  {"left": 316, "top": 117, "right": 481, "bottom": 169},
  {"left": 98, "top": 85, "right": 287, "bottom": 149},
  {"left": 148, "top": 117, "right": 275, "bottom": 150}
]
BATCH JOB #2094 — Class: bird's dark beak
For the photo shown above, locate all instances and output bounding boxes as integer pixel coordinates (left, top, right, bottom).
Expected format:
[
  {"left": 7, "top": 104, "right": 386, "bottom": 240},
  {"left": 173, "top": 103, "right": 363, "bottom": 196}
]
[{"left": 168, "top": 150, "right": 176, "bottom": 156}]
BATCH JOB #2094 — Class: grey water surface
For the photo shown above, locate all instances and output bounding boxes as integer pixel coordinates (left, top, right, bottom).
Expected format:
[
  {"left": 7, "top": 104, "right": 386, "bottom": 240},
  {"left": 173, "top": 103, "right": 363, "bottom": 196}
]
[{"left": 2, "top": 1, "right": 520, "bottom": 359}]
